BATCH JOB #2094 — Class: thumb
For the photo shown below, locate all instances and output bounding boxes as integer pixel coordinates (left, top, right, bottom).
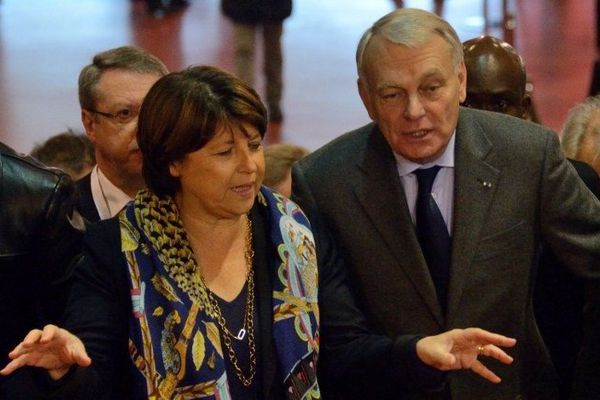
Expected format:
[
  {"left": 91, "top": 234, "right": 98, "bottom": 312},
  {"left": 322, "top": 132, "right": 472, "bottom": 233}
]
[
  {"left": 435, "top": 352, "right": 456, "bottom": 369},
  {"left": 72, "top": 349, "right": 92, "bottom": 368}
]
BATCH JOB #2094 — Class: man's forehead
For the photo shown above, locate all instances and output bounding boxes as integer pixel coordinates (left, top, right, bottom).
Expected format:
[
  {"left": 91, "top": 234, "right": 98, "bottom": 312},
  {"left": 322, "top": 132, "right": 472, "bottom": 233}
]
[{"left": 374, "top": 68, "right": 448, "bottom": 89}]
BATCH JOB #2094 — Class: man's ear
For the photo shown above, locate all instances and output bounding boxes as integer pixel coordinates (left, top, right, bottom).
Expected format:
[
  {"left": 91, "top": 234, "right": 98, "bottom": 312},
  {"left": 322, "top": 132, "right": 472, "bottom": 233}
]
[
  {"left": 358, "top": 78, "right": 376, "bottom": 121},
  {"left": 457, "top": 62, "right": 467, "bottom": 103},
  {"left": 81, "top": 110, "right": 97, "bottom": 144},
  {"left": 522, "top": 93, "right": 537, "bottom": 122}
]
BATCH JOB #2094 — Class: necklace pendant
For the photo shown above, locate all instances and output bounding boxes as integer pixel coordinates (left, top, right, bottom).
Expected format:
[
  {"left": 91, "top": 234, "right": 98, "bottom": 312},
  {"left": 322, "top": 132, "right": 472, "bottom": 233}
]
[{"left": 236, "top": 328, "right": 246, "bottom": 341}]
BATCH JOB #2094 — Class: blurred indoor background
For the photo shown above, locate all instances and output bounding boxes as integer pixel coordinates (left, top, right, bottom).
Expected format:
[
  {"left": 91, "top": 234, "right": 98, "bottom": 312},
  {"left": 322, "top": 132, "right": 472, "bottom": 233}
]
[{"left": 0, "top": 0, "right": 595, "bottom": 153}]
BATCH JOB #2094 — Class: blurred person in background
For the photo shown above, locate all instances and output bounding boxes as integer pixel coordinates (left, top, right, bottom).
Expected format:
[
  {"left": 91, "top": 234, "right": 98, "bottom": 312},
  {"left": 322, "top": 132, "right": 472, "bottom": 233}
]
[
  {"left": 263, "top": 143, "right": 309, "bottom": 197},
  {"left": 31, "top": 129, "right": 95, "bottom": 181}
]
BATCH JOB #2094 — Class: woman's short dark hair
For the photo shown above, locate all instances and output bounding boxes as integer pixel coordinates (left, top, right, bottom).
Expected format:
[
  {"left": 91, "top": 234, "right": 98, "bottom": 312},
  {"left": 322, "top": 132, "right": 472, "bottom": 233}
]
[{"left": 138, "top": 65, "right": 268, "bottom": 196}]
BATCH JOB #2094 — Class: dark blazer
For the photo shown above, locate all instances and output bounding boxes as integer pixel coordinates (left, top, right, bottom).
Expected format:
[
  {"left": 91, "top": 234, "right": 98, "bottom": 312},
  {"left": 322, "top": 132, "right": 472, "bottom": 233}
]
[
  {"left": 292, "top": 107, "right": 600, "bottom": 400},
  {"left": 570, "top": 279, "right": 600, "bottom": 399},
  {"left": 75, "top": 172, "right": 101, "bottom": 223},
  {"left": 534, "top": 159, "right": 600, "bottom": 399},
  {"left": 0, "top": 142, "right": 81, "bottom": 399},
  {"left": 566, "top": 164, "right": 600, "bottom": 400},
  {"left": 53, "top": 197, "right": 438, "bottom": 399}
]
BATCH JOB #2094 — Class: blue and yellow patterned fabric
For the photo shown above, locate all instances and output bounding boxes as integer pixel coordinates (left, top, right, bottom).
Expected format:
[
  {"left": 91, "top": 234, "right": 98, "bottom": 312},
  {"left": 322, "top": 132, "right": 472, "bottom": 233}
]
[{"left": 119, "top": 187, "right": 320, "bottom": 399}]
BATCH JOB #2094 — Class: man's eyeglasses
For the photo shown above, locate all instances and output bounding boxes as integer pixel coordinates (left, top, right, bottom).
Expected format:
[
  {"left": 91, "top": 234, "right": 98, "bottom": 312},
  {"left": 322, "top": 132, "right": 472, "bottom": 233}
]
[{"left": 86, "top": 107, "right": 140, "bottom": 124}]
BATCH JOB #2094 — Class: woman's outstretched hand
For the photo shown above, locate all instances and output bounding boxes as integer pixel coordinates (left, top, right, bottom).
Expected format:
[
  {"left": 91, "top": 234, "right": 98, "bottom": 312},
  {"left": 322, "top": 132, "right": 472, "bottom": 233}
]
[
  {"left": 0, "top": 324, "right": 91, "bottom": 381},
  {"left": 416, "top": 327, "right": 517, "bottom": 383}
]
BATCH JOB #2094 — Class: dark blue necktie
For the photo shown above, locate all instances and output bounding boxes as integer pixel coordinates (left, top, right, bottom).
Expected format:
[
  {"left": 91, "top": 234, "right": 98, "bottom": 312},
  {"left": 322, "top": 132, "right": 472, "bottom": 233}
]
[{"left": 415, "top": 166, "right": 451, "bottom": 312}]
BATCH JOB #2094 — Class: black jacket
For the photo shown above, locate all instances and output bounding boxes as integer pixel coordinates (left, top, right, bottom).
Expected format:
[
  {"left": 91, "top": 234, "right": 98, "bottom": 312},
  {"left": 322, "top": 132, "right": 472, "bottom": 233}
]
[
  {"left": 221, "top": 0, "right": 292, "bottom": 23},
  {"left": 75, "top": 173, "right": 101, "bottom": 224},
  {"left": 534, "top": 158, "right": 600, "bottom": 400},
  {"left": 48, "top": 196, "right": 440, "bottom": 399},
  {"left": 0, "top": 142, "right": 82, "bottom": 399}
]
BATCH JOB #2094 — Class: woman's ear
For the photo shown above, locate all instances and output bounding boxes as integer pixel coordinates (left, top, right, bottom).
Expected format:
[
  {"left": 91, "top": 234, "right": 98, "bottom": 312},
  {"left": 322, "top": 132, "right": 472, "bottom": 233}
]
[{"left": 169, "top": 161, "right": 181, "bottom": 178}]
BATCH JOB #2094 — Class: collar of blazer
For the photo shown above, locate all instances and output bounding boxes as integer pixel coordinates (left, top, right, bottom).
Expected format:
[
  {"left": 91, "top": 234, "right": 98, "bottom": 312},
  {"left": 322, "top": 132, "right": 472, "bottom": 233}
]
[{"left": 353, "top": 112, "right": 501, "bottom": 325}]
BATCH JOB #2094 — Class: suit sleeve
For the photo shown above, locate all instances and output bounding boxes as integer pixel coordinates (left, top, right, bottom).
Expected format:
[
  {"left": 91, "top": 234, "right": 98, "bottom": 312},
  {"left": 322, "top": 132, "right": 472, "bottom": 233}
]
[
  {"left": 47, "top": 219, "right": 131, "bottom": 400},
  {"left": 292, "top": 164, "right": 446, "bottom": 397},
  {"left": 570, "top": 158, "right": 600, "bottom": 199},
  {"left": 539, "top": 132, "right": 600, "bottom": 278},
  {"left": 37, "top": 173, "right": 83, "bottom": 325}
]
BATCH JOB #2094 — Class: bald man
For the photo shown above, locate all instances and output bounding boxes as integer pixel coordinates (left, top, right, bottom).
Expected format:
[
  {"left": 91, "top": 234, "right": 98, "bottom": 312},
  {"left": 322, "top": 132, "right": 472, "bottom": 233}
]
[
  {"left": 463, "top": 35, "right": 600, "bottom": 400},
  {"left": 462, "top": 35, "right": 533, "bottom": 120}
]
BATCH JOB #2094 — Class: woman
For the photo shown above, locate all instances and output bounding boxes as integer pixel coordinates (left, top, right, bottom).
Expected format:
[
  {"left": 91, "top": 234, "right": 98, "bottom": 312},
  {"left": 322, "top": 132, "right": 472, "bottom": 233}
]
[{"left": 1, "top": 66, "right": 516, "bottom": 399}]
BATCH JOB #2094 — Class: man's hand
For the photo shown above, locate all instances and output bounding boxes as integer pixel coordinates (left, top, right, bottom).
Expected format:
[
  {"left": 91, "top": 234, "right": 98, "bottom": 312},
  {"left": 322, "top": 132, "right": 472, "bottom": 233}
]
[{"left": 416, "top": 327, "right": 517, "bottom": 383}]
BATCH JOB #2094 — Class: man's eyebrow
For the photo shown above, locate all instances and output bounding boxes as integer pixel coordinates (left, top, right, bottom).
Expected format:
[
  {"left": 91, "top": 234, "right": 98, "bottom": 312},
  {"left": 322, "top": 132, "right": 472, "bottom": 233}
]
[
  {"left": 375, "top": 82, "right": 403, "bottom": 91},
  {"left": 421, "top": 69, "right": 445, "bottom": 80}
]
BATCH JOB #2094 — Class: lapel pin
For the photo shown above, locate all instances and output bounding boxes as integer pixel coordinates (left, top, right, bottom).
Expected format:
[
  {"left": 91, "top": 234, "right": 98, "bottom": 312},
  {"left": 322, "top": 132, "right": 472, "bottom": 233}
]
[{"left": 478, "top": 179, "right": 493, "bottom": 189}]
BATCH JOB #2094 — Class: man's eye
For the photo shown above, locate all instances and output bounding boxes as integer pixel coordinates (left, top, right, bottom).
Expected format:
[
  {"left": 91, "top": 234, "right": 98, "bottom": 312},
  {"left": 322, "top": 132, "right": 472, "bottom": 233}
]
[
  {"left": 497, "top": 101, "right": 509, "bottom": 110},
  {"left": 381, "top": 92, "right": 401, "bottom": 102},
  {"left": 116, "top": 108, "right": 138, "bottom": 122},
  {"left": 117, "top": 109, "right": 132, "bottom": 118},
  {"left": 422, "top": 85, "right": 442, "bottom": 97}
]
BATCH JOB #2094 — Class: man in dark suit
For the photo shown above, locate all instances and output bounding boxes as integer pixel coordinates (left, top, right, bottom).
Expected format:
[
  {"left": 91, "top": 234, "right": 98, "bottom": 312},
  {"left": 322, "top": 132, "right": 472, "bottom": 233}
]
[
  {"left": 76, "top": 46, "right": 168, "bottom": 222},
  {"left": 462, "top": 35, "right": 600, "bottom": 400},
  {"left": 558, "top": 95, "right": 600, "bottom": 400},
  {"left": 292, "top": 8, "right": 600, "bottom": 400},
  {"left": 0, "top": 142, "right": 82, "bottom": 399}
]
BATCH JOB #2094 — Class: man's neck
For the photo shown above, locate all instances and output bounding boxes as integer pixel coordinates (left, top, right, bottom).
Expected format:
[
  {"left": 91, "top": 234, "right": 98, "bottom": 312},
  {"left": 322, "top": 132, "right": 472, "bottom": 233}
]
[{"left": 96, "top": 165, "right": 144, "bottom": 198}]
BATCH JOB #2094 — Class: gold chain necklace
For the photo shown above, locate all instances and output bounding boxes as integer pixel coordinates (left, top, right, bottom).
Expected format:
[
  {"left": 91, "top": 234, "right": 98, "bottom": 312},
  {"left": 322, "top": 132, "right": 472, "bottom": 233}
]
[{"left": 200, "top": 216, "right": 256, "bottom": 387}]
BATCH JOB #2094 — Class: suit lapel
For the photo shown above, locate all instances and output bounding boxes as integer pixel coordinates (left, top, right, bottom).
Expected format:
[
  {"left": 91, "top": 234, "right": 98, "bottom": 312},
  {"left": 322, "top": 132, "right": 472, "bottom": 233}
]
[
  {"left": 353, "top": 127, "right": 444, "bottom": 327},
  {"left": 75, "top": 173, "right": 101, "bottom": 223},
  {"left": 446, "top": 110, "right": 500, "bottom": 324}
]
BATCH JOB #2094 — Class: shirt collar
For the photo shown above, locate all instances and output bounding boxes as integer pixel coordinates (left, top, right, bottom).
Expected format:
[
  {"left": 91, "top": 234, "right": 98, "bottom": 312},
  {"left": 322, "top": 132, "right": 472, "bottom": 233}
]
[
  {"left": 393, "top": 131, "right": 456, "bottom": 177},
  {"left": 92, "top": 165, "right": 132, "bottom": 218}
]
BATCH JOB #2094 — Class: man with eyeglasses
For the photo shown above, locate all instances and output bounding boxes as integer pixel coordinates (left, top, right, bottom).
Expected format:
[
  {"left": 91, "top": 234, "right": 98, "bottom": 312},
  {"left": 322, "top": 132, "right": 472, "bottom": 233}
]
[{"left": 77, "top": 46, "right": 168, "bottom": 222}]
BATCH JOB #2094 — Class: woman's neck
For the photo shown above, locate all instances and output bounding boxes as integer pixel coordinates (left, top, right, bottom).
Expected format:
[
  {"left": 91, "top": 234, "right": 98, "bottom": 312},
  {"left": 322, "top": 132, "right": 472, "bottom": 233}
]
[{"left": 178, "top": 200, "right": 250, "bottom": 301}]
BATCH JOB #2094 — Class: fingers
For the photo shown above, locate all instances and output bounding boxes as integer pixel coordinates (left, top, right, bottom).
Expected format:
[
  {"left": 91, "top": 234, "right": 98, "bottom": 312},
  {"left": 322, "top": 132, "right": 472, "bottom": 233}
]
[
  {"left": 8, "top": 329, "right": 44, "bottom": 358},
  {"left": 8, "top": 325, "right": 62, "bottom": 358},
  {"left": 478, "top": 344, "right": 514, "bottom": 365},
  {"left": 464, "top": 327, "right": 517, "bottom": 348},
  {"left": 470, "top": 359, "right": 502, "bottom": 384},
  {"left": 39, "top": 324, "right": 61, "bottom": 343},
  {"left": 0, "top": 357, "right": 28, "bottom": 376},
  {"left": 74, "top": 351, "right": 92, "bottom": 368},
  {"left": 0, "top": 325, "right": 91, "bottom": 379},
  {"left": 70, "top": 335, "right": 92, "bottom": 367}
]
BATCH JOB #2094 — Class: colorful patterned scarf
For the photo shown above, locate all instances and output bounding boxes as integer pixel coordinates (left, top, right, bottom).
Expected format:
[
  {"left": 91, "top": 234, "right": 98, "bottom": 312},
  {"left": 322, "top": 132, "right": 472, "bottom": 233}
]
[{"left": 119, "top": 187, "right": 320, "bottom": 399}]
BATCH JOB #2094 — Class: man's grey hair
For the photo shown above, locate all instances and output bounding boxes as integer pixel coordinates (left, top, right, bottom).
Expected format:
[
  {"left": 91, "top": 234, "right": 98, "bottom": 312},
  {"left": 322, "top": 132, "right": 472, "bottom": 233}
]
[
  {"left": 78, "top": 46, "right": 168, "bottom": 110},
  {"left": 356, "top": 8, "right": 463, "bottom": 79},
  {"left": 561, "top": 95, "right": 600, "bottom": 158}
]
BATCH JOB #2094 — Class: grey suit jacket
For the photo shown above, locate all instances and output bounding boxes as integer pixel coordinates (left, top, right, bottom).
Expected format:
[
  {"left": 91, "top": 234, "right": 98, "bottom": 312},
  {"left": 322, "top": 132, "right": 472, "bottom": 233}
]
[{"left": 292, "top": 107, "right": 600, "bottom": 400}]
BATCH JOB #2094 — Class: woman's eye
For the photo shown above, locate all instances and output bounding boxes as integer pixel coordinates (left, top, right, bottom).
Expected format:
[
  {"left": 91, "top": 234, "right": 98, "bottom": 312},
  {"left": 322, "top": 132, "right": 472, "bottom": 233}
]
[
  {"left": 249, "top": 142, "right": 262, "bottom": 151},
  {"left": 216, "top": 148, "right": 233, "bottom": 156}
]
